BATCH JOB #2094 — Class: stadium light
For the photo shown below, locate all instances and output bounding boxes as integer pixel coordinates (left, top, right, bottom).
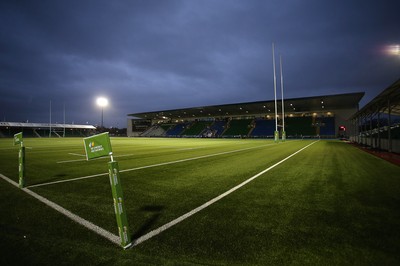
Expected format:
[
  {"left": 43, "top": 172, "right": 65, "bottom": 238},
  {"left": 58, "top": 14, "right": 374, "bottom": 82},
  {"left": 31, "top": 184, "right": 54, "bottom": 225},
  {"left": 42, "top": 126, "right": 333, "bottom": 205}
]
[
  {"left": 96, "top": 97, "right": 108, "bottom": 128},
  {"left": 385, "top": 44, "right": 400, "bottom": 56}
]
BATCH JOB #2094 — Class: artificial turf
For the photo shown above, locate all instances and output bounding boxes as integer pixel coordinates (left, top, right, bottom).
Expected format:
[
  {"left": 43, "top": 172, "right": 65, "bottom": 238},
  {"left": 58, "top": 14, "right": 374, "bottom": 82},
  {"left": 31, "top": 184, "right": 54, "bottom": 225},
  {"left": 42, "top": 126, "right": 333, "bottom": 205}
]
[{"left": 0, "top": 138, "right": 399, "bottom": 265}]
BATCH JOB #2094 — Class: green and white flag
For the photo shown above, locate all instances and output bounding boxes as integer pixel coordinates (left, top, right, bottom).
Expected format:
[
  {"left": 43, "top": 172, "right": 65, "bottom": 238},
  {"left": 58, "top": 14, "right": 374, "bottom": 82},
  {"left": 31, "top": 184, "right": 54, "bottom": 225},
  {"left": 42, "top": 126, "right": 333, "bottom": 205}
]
[
  {"left": 83, "top": 132, "right": 112, "bottom": 160},
  {"left": 83, "top": 132, "right": 132, "bottom": 248},
  {"left": 14, "top": 132, "right": 23, "bottom": 146}
]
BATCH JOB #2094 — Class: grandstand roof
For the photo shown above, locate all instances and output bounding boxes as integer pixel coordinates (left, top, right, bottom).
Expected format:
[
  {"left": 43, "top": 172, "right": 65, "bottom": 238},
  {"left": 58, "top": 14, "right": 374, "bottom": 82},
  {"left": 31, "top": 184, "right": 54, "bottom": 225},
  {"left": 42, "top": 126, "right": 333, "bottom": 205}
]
[
  {"left": 0, "top": 122, "right": 96, "bottom": 129},
  {"left": 128, "top": 92, "right": 364, "bottom": 120},
  {"left": 349, "top": 78, "right": 400, "bottom": 120}
]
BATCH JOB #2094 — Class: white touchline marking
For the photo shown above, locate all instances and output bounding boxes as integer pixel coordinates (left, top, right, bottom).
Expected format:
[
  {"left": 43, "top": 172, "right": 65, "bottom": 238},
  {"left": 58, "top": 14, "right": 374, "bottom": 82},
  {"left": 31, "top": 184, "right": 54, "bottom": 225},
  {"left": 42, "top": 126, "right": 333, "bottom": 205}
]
[
  {"left": 130, "top": 140, "right": 319, "bottom": 247},
  {"left": 57, "top": 157, "right": 105, "bottom": 164},
  {"left": 27, "top": 172, "right": 110, "bottom": 188},
  {"left": 29, "top": 143, "right": 278, "bottom": 188},
  {"left": 68, "top": 153, "right": 86, "bottom": 157},
  {"left": 57, "top": 153, "right": 136, "bottom": 164},
  {"left": 0, "top": 173, "right": 120, "bottom": 246},
  {"left": 175, "top": 147, "right": 205, "bottom": 151}
]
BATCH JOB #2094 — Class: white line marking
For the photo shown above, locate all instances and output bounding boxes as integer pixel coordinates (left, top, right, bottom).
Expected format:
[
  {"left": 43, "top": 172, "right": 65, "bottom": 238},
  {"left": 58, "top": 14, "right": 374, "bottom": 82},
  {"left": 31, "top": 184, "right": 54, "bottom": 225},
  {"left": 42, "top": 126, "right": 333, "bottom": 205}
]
[
  {"left": 0, "top": 173, "right": 120, "bottom": 246},
  {"left": 131, "top": 140, "right": 319, "bottom": 247},
  {"left": 68, "top": 153, "right": 86, "bottom": 157},
  {"left": 27, "top": 172, "right": 111, "bottom": 188},
  {"left": 29, "top": 143, "right": 277, "bottom": 188},
  {"left": 57, "top": 153, "right": 136, "bottom": 164},
  {"left": 57, "top": 157, "right": 103, "bottom": 164},
  {"left": 175, "top": 147, "right": 205, "bottom": 151}
]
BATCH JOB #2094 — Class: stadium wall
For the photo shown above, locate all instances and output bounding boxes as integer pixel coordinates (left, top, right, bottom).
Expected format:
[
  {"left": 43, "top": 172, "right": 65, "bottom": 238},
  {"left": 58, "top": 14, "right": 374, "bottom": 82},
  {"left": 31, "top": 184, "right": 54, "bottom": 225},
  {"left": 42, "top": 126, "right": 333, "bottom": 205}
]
[{"left": 334, "top": 108, "right": 358, "bottom": 137}]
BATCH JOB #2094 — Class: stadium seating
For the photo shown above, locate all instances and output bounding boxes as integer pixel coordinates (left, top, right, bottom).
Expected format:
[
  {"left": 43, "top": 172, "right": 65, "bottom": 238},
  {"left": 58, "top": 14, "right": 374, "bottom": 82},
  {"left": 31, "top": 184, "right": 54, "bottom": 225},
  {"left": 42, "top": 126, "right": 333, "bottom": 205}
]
[
  {"left": 160, "top": 124, "right": 174, "bottom": 132},
  {"left": 140, "top": 125, "right": 166, "bottom": 137},
  {"left": 222, "top": 119, "right": 253, "bottom": 137},
  {"left": 372, "top": 124, "right": 400, "bottom": 139},
  {"left": 209, "top": 120, "right": 226, "bottom": 137},
  {"left": 319, "top": 117, "right": 335, "bottom": 136},
  {"left": 285, "top": 117, "right": 315, "bottom": 137},
  {"left": 165, "top": 122, "right": 189, "bottom": 136},
  {"left": 181, "top": 121, "right": 212, "bottom": 136},
  {"left": 250, "top": 119, "right": 275, "bottom": 137}
]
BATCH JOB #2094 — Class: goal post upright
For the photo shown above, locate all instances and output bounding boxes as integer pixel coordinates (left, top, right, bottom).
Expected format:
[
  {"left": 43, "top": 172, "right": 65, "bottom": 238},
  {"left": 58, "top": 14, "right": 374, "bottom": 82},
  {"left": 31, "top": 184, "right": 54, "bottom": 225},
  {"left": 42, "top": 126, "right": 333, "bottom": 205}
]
[
  {"left": 272, "top": 42, "right": 279, "bottom": 142},
  {"left": 280, "top": 55, "right": 286, "bottom": 142}
]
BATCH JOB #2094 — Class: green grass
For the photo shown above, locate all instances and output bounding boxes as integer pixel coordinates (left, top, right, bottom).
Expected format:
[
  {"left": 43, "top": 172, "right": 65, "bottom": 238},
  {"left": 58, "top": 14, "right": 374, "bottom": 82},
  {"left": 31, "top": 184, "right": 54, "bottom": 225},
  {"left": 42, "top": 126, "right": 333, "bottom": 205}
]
[{"left": 0, "top": 138, "right": 399, "bottom": 265}]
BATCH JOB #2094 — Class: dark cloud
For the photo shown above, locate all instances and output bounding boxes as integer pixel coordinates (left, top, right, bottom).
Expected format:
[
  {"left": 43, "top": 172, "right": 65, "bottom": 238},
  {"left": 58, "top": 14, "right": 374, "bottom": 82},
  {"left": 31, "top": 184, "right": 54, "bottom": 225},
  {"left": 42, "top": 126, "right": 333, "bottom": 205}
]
[{"left": 1, "top": 0, "right": 399, "bottom": 127}]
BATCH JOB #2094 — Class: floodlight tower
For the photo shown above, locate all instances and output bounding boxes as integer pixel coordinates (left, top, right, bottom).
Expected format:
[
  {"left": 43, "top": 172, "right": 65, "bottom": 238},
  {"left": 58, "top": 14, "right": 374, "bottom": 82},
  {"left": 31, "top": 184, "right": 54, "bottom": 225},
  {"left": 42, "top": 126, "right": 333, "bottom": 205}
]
[{"left": 96, "top": 97, "right": 108, "bottom": 128}]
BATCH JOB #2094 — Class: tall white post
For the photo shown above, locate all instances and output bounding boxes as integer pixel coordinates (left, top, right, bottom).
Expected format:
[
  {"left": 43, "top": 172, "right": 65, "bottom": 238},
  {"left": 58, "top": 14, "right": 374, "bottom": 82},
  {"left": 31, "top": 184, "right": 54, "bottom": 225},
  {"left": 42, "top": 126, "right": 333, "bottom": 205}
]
[
  {"left": 49, "top": 100, "right": 52, "bottom": 138},
  {"left": 272, "top": 43, "right": 279, "bottom": 142},
  {"left": 63, "top": 103, "right": 66, "bottom": 138},
  {"left": 280, "top": 55, "right": 286, "bottom": 141}
]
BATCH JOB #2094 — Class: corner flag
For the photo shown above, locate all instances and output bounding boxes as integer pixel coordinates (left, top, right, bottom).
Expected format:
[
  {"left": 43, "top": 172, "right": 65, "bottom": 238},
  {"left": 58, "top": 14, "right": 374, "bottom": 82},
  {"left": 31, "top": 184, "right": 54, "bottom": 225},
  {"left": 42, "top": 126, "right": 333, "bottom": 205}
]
[
  {"left": 14, "top": 132, "right": 23, "bottom": 146},
  {"left": 83, "top": 132, "right": 112, "bottom": 160},
  {"left": 82, "top": 132, "right": 132, "bottom": 248}
]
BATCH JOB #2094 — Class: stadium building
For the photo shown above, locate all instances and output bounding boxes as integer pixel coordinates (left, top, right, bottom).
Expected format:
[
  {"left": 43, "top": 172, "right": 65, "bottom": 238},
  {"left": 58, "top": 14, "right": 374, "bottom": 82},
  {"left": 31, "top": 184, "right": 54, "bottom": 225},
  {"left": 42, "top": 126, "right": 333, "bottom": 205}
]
[
  {"left": 349, "top": 78, "right": 400, "bottom": 153},
  {"left": 0, "top": 122, "right": 96, "bottom": 138},
  {"left": 128, "top": 79, "right": 400, "bottom": 153},
  {"left": 127, "top": 92, "right": 364, "bottom": 139}
]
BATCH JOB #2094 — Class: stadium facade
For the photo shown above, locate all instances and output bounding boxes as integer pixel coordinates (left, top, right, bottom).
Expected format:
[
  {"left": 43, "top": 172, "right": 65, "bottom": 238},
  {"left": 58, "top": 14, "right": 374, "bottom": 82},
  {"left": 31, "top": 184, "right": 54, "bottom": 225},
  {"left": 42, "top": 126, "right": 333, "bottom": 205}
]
[
  {"left": 349, "top": 78, "right": 400, "bottom": 153},
  {"left": 0, "top": 122, "right": 96, "bottom": 138},
  {"left": 127, "top": 78, "right": 400, "bottom": 153},
  {"left": 127, "top": 92, "right": 364, "bottom": 139}
]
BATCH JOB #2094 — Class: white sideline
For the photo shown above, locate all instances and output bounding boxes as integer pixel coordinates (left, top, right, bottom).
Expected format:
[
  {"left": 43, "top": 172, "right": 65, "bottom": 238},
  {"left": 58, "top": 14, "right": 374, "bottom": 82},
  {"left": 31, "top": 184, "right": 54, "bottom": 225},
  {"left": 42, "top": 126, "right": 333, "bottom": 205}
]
[
  {"left": 131, "top": 140, "right": 319, "bottom": 247},
  {"left": 57, "top": 153, "right": 136, "bottom": 163},
  {"left": 68, "top": 153, "right": 86, "bottom": 157},
  {"left": 28, "top": 143, "right": 277, "bottom": 188},
  {"left": 0, "top": 173, "right": 120, "bottom": 246}
]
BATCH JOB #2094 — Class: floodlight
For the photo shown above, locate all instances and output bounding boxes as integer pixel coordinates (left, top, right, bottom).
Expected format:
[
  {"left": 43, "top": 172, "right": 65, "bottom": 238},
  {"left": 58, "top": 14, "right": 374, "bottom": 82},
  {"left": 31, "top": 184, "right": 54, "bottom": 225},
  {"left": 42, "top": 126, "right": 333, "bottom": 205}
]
[
  {"left": 96, "top": 97, "right": 108, "bottom": 107},
  {"left": 96, "top": 97, "right": 108, "bottom": 128}
]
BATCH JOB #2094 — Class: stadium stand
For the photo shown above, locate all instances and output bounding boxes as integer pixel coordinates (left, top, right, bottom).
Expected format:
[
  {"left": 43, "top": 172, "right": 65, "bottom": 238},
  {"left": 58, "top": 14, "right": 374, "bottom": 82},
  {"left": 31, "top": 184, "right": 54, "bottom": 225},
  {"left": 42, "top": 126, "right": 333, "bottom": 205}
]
[
  {"left": 222, "top": 119, "right": 253, "bottom": 137},
  {"left": 127, "top": 92, "right": 366, "bottom": 140},
  {"left": 250, "top": 118, "right": 275, "bottom": 137},
  {"left": 0, "top": 122, "right": 96, "bottom": 138},
  {"left": 181, "top": 121, "right": 212, "bottom": 137},
  {"left": 285, "top": 117, "right": 315, "bottom": 137},
  {"left": 349, "top": 78, "right": 400, "bottom": 153},
  {"left": 209, "top": 120, "right": 226, "bottom": 137},
  {"left": 166, "top": 122, "right": 189, "bottom": 136},
  {"left": 140, "top": 125, "right": 166, "bottom": 137},
  {"left": 318, "top": 116, "right": 335, "bottom": 136},
  {"left": 160, "top": 124, "right": 173, "bottom": 132}
]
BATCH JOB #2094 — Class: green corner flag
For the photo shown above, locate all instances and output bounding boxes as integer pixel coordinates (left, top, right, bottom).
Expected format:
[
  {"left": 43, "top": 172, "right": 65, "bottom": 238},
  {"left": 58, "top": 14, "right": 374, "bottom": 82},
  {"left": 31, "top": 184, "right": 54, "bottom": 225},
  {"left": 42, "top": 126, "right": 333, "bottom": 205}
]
[
  {"left": 83, "top": 132, "right": 112, "bottom": 160},
  {"left": 14, "top": 132, "right": 23, "bottom": 146},
  {"left": 83, "top": 132, "right": 132, "bottom": 249}
]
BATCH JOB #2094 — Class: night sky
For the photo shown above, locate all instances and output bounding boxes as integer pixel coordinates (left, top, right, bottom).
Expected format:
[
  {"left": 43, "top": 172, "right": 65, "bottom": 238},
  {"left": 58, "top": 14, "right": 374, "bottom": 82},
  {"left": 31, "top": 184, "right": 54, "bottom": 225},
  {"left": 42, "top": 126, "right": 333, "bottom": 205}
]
[{"left": 1, "top": 0, "right": 399, "bottom": 128}]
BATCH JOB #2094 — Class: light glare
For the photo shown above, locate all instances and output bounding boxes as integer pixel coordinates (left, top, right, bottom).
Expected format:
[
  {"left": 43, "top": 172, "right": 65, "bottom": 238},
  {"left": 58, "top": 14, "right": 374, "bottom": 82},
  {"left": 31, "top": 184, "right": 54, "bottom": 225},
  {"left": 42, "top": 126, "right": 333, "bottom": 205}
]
[
  {"left": 385, "top": 44, "right": 400, "bottom": 56},
  {"left": 96, "top": 97, "right": 108, "bottom": 107}
]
